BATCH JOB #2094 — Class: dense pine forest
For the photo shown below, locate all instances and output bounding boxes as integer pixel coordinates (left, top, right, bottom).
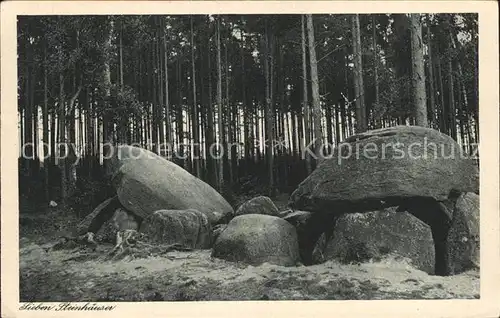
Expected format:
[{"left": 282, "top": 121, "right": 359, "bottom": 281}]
[{"left": 17, "top": 13, "right": 478, "bottom": 211}]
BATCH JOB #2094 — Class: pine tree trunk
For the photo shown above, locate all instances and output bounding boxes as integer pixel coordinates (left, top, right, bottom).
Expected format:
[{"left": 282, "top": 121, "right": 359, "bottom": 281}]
[
  {"left": 296, "top": 109, "right": 303, "bottom": 157},
  {"left": 50, "top": 99, "right": 58, "bottom": 171},
  {"left": 301, "top": 15, "right": 312, "bottom": 174},
  {"left": 291, "top": 110, "right": 298, "bottom": 158},
  {"left": 335, "top": 103, "right": 341, "bottom": 144},
  {"left": 58, "top": 67, "right": 67, "bottom": 202},
  {"left": 24, "top": 42, "right": 33, "bottom": 174},
  {"left": 241, "top": 28, "right": 250, "bottom": 176},
  {"left": 372, "top": 16, "right": 380, "bottom": 128},
  {"left": 157, "top": 22, "right": 165, "bottom": 149},
  {"left": 31, "top": 66, "right": 39, "bottom": 175},
  {"left": 307, "top": 14, "right": 323, "bottom": 163},
  {"left": 437, "top": 59, "right": 447, "bottom": 133},
  {"left": 190, "top": 16, "right": 201, "bottom": 177},
  {"left": 116, "top": 22, "right": 122, "bottom": 93},
  {"left": 254, "top": 103, "right": 260, "bottom": 163},
  {"left": 447, "top": 46, "right": 456, "bottom": 140},
  {"left": 152, "top": 39, "right": 159, "bottom": 154},
  {"left": 286, "top": 111, "right": 292, "bottom": 155},
  {"left": 224, "top": 34, "right": 233, "bottom": 186},
  {"left": 176, "top": 58, "right": 185, "bottom": 167},
  {"left": 204, "top": 28, "right": 216, "bottom": 186},
  {"left": 69, "top": 75, "right": 77, "bottom": 146},
  {"left": 78, "top": 102, "right": 84, "bottom": 160},
  {"left": 102, "top": 17, "right": 114, "bottom": 176},
  {"left": 216, "top": 17, "right": 224, "bottom": 190},
  {"left": 341, "top": 49, "right": 349, "bottom": 138},
  {"left": 457, "top": 78, "right": 466, "bottom": 152},
  {"left": 164, "top": 18, "right": 172, "bottom": 150},
  {"left": 66, "top": 78, "right": 82, "bottom": 198},
  {"left": 351, "top": 14, "right": 367, "bottom": 133},
  {"left": 427, "top": 22, "right": 436, "bottom": 128},
  {"left": 85, "top": 88, "right": 93, "bottom": 176},
  {"left": 325, "top": 106, "right": 333, "bottom": 148},
  {"left": 43, "top": 44, "right": 50, "bottom": 201},
  {"left": 264, "top": 20, "right": 275, "bottom": 197},
  {"left": 410, "top": 14, "right": 428, "bottom": 127},
  {"left": 276, "top": 37, "right": 287, "bottom": 188}
]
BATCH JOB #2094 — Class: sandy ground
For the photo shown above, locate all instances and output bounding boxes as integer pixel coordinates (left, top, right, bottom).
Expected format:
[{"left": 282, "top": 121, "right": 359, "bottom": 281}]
[{"left": 19, "top": 237, "right": 479, "bottom": 301}]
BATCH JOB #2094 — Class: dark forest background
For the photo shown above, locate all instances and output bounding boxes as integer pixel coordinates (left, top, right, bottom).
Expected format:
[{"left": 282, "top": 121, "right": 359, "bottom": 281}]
[{"left": 17, "top": 14, "right": 478, "bottom": 215}]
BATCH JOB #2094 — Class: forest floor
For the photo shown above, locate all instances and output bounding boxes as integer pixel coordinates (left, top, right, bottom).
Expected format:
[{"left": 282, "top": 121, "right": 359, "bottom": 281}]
[{"left": 18, "top": 195, "right": 480, "bottom": 301}]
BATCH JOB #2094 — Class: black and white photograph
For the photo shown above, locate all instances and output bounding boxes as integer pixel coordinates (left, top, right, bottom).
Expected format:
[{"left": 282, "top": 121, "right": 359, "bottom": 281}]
[{"left": 1, "top": 1, "right": 499, "bottom": 316}]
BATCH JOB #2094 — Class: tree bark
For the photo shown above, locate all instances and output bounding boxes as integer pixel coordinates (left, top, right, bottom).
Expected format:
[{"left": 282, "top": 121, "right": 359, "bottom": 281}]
[
  {"left": 43, "top": 43, "right": 50, "bottom": 201},
  {"left": 225, "top": 32, "right": 233, "bottom": 186},
  {"left": 427, "top": 21, "right": 436, "bottom": 128},
  {"left": 335, "top": 103, "right": 341, "bottom": 144},
  {"left": 24, "top": 40, "right": 33, "bottom": 173},
  {"left": 437, "top": 59, "right": 447, "bottom": 133},
  {"left": 372, "top": 16, "right": 380, "bottom": 128},
  {"left": 58, "top": 60, "right": 67, "bottom": 201},
  {"left": 306, "top": 14, "right": 324, "bottom": 163},
  {"left": 157, "top": 19, "right": 165, "bottom": 150},
  {"left": 241, "top": 27, "right": 250, "bottom": 176},
  {"left": 216, "top": 17, "right": 224, "bottom": 190},
  {"left": 102, "top": 17, "right": 114, "bottom": 176},
  {"left": 191, "top": 16, "right": 201, "bottom": 177},
  {"left": 351, "top": 14, "right": 367, "bottom": 133},
  {"left": 410, "top": 13, "right": 428, "bottom": 127},
  {"left": 164, "top": 18, "right": 172, "bottom": 151},
  {"left": 152, "top": 40, "right": 159, "bottom": 154},
  {"left": 301, "top": 15, "right": 312, "bottom": 174},
  {"left": 264, "top": 20, "right": 275, "bottom": 197},
  {"left": 447, "top": 40, "right": 456, "bottom": 140},
  {"left": 204, "top": 25, "right": 216, "bottom": 186},
  {"left": 31, "top": 63, "right": 38, "bottom": 174}
]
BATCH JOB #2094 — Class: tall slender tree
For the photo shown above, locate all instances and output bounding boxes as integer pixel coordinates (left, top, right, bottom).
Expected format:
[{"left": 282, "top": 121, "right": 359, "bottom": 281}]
[
  {"left": 372, "top": 16, "right": 380, "bottom": 128},
  {"left": 410, "top": 13, "right": 428, "bottom": 127},
  {"left": 351, "top": 14, "right": 367, "bottom": 133},
  {"left": 301, "top": 15, "right": 312, "bottom": 174},
  {"left": 306, "top": 14, "right": 324, "bottom": 162},
  {"left": 427, "top": 19, "right": 436, "bottom": 128},
  {"left": 216, "top": 16, "right": 224, "bottom": 191},
  {"left": 191, "top": 16, "right": 201, "bottom": 177},
  {"left": 264, "top": 19, "right": 275, "bottom": 196}
]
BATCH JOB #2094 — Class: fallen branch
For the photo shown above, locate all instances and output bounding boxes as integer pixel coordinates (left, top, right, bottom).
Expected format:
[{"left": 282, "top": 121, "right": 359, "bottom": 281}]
[
  {"left": 49, "top": 232, "right": 98, "bottom": 251},
  {"left": 107, "top": 230, "right": 193, "bottom": 261}
]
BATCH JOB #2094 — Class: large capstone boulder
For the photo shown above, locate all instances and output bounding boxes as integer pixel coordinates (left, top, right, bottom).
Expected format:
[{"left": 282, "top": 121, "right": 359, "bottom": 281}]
[
  {"left": 235, "top": 196, "right": 280, "bottom": 217},
  {"left": 111, "top": 145, "right": 234, "bottom": 224},
  {"left": 323, "top": 210, "right": 435, "bottom": 273},
  {"left": 447, "top": 192, "right": 480, "bottom": 274},
  {"left": 289, "top": 126, "right": 479, "bottom": 213},
  {"left": 140, "top": 209, "right": 212, "bottom": 249},
  {"left": 212, "top": 214, "right": 300, "bottom": 266},
  {"left": 287, "top": 126, "right": 479, "bottom": 276}
]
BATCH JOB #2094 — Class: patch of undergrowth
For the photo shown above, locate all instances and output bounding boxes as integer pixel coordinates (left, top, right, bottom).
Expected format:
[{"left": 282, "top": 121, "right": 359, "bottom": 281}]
[
  {"left": 69, "top": 176, "right": 115, "bottom": 218},
  {"left": 19, "top": 204, "right": 80, "bottom": 243}
]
